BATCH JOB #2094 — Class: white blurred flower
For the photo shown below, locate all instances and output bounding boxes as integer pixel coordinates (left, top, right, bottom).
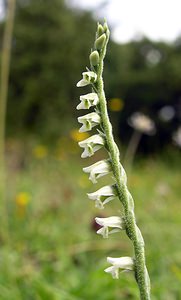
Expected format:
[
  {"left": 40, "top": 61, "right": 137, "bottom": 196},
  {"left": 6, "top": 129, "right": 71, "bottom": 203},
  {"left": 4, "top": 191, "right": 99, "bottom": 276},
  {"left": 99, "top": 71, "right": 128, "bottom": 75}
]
[
  {"left": 146, "top": 49, "right": 162, "bottom": 66},
  {"left": 128, "top": 112, "right": 156, "bottom": 135},
  {"left": 77, "top": 71, "right": 97, "bottom": 87},
  {"left": 78, "top": 112, "right": 101, "bottom": 132},
  {"left": 105, "top": 256, "right": 134, "bottom": 279},
  {"left": 83, "top": 159, "right": 111, "bottom": 184},
  {"left": 76, "top": 93, "right": 99, "bottom": 110},
  {"left": 78, "top": 134, "right": 104, "bottom": 158},
  {"left": 172, "top": 126, "right": 181, "bottom": 148},
  {"left": 95, "top": 216, "right": 125, "bottom": 238},
  {"left": 87, "top": 185, "right": 116, "bottom": 209},
  {"left": 158, "top": 106, "right": 175, "bottom": 122}
]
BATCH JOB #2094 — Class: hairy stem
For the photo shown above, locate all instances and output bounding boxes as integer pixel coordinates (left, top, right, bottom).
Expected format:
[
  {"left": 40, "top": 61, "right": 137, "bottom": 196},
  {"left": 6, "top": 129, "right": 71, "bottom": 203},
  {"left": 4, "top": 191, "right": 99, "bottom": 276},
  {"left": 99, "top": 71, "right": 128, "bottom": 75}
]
[{"left": 96, "top": 29, "right": 151, "bottom": 300}]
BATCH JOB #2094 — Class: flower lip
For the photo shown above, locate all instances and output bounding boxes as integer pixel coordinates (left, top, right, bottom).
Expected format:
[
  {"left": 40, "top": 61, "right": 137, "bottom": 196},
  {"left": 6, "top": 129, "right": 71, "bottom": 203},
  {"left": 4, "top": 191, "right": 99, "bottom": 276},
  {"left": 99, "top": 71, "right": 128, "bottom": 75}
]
[
  {"left": 107, "top": 256, "right": 133, "bottom": 268},
  {"left": 95, "top": 216, "right": 125, "bottom": 238},
  {"left": 78, "top": 134, "right": 104, "bottom": 158},
  {"left": 83, "top": 159, "right": 111, "bottom": 184},
  {"left": 95, "top": 216, "right": 124, "bottom": 228},
  {"left": 76, "top": 71, "right": 97, "bottom": 87},
  {"left": 76, "top": 93, "right": 99, "bottom": 110},
  {"left": 87, "top": 185, "right": 116, "bottom": 209},
  {"left": 78, "top": 112, "right": 101, "bottom": 133},
  {"left": 105, "top": 256, "right": 134, "bottom": 279}
]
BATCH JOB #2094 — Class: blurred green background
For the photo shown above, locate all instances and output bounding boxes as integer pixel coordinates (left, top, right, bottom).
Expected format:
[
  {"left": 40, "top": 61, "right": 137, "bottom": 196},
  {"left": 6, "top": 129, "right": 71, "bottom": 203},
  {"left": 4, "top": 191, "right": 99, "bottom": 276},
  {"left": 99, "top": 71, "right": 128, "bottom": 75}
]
[{"left": 0, "top": 0, "right": 181, "bottom": 299}]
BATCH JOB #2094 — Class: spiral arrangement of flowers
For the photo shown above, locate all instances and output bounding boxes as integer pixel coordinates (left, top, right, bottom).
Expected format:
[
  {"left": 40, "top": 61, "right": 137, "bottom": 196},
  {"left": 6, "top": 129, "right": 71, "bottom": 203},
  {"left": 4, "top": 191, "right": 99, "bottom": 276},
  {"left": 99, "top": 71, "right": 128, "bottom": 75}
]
[{"left": 76, "top": 21, "right": 151, "bottom": 300}]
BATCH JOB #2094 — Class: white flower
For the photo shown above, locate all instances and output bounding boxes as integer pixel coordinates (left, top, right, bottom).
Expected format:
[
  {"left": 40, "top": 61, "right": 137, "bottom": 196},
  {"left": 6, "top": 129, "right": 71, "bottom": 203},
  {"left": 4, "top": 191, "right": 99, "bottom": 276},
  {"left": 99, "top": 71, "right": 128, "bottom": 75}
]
[
  {"left": 78, "top": 112, "right": 101, "bottom": 132},
  {"left": 77, "top": 71, "right": 97, "bottom": 87},
  {"left": 158, "top": 105, "right": 175, "bottom": 122},
  {"left": 87, "top": 185, "right": 116, "bottom": 209},
  {"left": 83, "top": 159, "right": 111, "bottom": 184},
  {"left": 172, "top": 126, "right": 181, "bottom": 148},
  {"left": 78, "top": 134, "right": 104, "bottom": 158},
  {"left": 76, "top": 93, "right": 99, "bottom": 110},
  {"left": 105, "top": 257, "right": 134, "bottom": 279},
  {"left": 128, "top": 112, "right": 156, "bottom": 135},
  {"left": 95, "top": 216, "right": 125, "bottom": 238}
]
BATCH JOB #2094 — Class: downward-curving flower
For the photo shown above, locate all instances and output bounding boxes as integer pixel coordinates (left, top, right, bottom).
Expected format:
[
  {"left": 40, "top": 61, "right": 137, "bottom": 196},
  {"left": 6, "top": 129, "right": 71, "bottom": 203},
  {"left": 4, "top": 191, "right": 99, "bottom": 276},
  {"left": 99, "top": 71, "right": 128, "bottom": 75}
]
[
  {"left": 78, "top": 134, "right": 105, "bottom": 158},
  {"left": 77, "top": 71, "right": 97, "bottom": 87},
  {"left": 87, "top": 185, "right": 117, "bottom": 209},
  {"left": 105, "top": 256, "right": 134, "bottom": 279},
  {"left": 76, "top": 93, "right": 99, "bottom": 110},
  {"left": 95, "top": 216, "right": 125, "bottom": 238},
  {"left": 83, "top": 159, "right": 111, "bottom": 184},
  {"left": 78, "top": 112, "right": 101, "bottom": 132}
]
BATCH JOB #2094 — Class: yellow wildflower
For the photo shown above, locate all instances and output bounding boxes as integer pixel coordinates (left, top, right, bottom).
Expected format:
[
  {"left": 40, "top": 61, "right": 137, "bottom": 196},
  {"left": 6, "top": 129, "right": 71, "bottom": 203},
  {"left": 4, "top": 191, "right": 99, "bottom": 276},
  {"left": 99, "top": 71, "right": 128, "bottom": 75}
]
[
  {"left": 33, "top": 145, "right": 48, "bottom": 159},
  {"left": 171, "top": 264, "right": 181, "bottom": 281},
  {"left": 70, "top": 129, "right": 90, "bottom": 142},
  {"left": 15, "top": 192, "right": 30, "bottom": 207},
  {"left": 108, "top": 98, "right": 124, "bottom": 112}
]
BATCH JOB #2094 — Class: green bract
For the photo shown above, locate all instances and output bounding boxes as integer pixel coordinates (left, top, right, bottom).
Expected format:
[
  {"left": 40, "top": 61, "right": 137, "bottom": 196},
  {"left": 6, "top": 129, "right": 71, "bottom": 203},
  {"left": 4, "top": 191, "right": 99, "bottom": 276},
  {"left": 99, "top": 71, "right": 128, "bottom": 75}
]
[
  {"left": 89, "top": 50, "right": 99, "bottom": 66},
  {"left": 95, "top": 33, "right": 106, "bottom": 50},
  {"left": 97, "top": 23, "right": 104, "bottom": 37}
]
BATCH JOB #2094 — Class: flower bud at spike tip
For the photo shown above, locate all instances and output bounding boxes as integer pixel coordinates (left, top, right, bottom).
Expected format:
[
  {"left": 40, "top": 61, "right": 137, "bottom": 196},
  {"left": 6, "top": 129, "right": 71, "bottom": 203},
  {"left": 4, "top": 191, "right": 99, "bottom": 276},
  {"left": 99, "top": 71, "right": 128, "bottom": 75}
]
[
  {"left": 103, "top": 22, "right": 109, "bottom": 33},
  {"left": 90, "top": 51, "right": 99, "bottom": 66},
  {"left": 97, "top": 23, "right": 104, "bottom": 36},
  {"left": 95, "top": 33, "right": 106, "bottom": 50}
]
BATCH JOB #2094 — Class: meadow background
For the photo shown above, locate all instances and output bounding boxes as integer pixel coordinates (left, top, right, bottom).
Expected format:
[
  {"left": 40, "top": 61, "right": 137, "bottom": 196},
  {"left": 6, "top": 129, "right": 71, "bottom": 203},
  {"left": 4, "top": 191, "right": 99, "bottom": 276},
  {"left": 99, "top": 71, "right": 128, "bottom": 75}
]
[{"left": 0, "top": 0, "right": 181, "bottom": 299}]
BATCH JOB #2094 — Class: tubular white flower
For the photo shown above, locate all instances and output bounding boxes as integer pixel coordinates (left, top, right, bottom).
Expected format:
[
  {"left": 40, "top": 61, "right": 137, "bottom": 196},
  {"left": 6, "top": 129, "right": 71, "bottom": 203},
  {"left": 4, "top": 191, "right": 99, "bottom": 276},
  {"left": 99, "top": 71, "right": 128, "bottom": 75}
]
[
  {"left": 83, "top": 159, "right": 111, "bottom": 184},
  {"left": 77, "top": 71, "right": 97, "bottom": 87},
  {"left": 78, "top": 112, "right": 101, "bottom": 132},
  {"left": 95, "top": 216, "right": 125, "bottom": 238},
  {"left": 76, "top": 93, "right": 99, "bottom": 110},
  {"left": 87, "top": 185, "right": 116, "bottom": 209},
  {"left": 78, "top": 134, "right": 104, "bottom": 158},
  {"left": 105, "top": 257, "right": 134, "bottom": 279}
]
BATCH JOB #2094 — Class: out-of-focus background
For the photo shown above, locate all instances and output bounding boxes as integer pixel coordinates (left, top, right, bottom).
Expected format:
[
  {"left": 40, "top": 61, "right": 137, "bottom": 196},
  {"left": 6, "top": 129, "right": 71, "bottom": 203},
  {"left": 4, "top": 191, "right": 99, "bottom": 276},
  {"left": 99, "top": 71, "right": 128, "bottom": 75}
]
[{"left": 0, "top": 0, "right": 180, "bottom": 299}]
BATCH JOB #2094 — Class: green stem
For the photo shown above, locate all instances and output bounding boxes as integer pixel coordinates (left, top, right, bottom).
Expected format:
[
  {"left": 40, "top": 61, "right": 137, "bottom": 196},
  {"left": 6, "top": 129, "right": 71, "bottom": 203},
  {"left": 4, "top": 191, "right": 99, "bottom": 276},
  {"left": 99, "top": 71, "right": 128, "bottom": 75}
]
[{"left": 96, "top": 29, "right": 151, "bottom": 300}]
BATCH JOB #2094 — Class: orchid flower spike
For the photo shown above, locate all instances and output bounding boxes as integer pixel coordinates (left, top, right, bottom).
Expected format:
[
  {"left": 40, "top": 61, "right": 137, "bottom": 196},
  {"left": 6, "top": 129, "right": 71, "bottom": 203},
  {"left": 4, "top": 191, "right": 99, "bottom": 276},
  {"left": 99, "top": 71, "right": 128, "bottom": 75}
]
[
  {"left": 78, "top": 112, "right": 101, "bottom": 133},
  {"left": 95, "top": 216, "right": 125, "bottom": 238},
  {"left": 77, "top": 71, "right": 97, "bottom": 87},
  {"left": 76, "top": 22, "right": 151, "bottom": 298},
  {"left": 87, "top": 185, "right": 116, "bottom": 209},
  {"left": 105, "top": 257, "right": 134, "bottom": 279},
  {"left": 76, "top": 93, "right": 99, "bottom": 110},
  {"left": 83, "top": 159, "right": 111, "bottom": 184},
  {"left": 78, "top": 134, "right": 105, "bottom": 158}
]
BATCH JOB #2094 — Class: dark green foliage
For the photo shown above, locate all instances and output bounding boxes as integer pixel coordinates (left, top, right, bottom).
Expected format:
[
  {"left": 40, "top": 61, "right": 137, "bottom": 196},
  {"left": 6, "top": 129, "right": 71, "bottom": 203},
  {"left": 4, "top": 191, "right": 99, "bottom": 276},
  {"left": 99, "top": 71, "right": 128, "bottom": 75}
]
[
  {"left": 104, "top": 38, "right": 181, "bottom": 151},
  {"left": 0, "top": 0, "right": 180, "bottom": 148},
  {"left": 1, "top": 0, "right": 95, "bottom": 139}
]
